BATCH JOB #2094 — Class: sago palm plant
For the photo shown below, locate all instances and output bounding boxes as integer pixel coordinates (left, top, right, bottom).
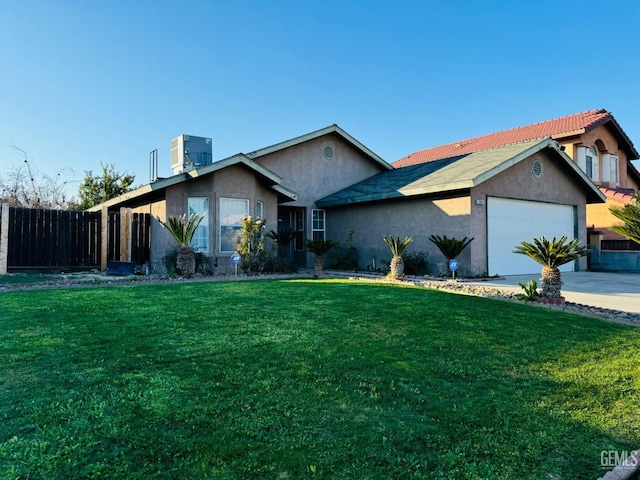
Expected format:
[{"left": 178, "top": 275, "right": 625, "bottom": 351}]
[
  {"left": 304, "top": 238, "right": 338, "bottom": 274},
  {"left": 610, "top": 191, "right": 640, "bottom": 246},
  {"left": 513, "top": 236, "right": 589, "bottom": 299},
  {"left": 428, "top": 235, "right": 474, "bottom": 263},
  {"left": 383, "top": 235, "right": 414, "bottom": 278},
  {"left": 159, "top": 213, "right": 205, "bottom": 278}
]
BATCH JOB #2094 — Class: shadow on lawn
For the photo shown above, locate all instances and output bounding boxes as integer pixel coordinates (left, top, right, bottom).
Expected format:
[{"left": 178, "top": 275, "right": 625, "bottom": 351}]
[{"left": 1, "top": 280, "right": 638, "bottom": 479}]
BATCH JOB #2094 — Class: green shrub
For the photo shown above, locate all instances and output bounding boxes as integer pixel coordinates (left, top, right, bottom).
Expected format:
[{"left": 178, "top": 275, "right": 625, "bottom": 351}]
[
  {"left": 516, "top": 279, "right": 538, "bottom": 301},
  {"left": 329, "top": 229, "right": 359, "bottom": 271},
  {"left": 402, "top": 250, "right": 429, "bottom": 275}
]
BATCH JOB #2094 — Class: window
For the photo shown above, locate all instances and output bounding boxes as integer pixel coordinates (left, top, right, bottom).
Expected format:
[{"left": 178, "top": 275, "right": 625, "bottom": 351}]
[
  {"left": 585, "top": 145, "right": 599, "bottom": 181},
  {"left": 220, "top": 198, "right": 249, "bottom": 252},
  {"left": 188, "top": 197, "right": 209, "bottom": 253},
  {"left": 312, "top": 209, "right": 326, "bottom": 240},
  {"left": 585, "top": 149, "right": 594, "bottom": 180},
  {"left": 610, "top": 155, "right": 619, "bottom": 184},
  {"left": 256, "top": 200, "right": 264, "bottom": 220}
]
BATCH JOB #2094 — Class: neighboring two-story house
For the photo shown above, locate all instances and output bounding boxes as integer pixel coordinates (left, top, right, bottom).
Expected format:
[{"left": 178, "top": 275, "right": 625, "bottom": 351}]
[{"left": 393, "top": 109, "right": 640, "bottom": 246}]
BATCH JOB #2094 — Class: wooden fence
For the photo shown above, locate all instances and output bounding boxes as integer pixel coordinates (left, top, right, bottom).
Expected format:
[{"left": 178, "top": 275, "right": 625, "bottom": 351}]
[
  {"left": 601, "top": 239, "right": 640, "bottom": 251},
  {"left": 0, "top": 204, "right": 151, "bottom": 274}
]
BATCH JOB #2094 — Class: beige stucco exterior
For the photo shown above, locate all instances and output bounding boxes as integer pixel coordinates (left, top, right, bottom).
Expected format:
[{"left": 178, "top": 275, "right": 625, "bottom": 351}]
[
  {"left": 252, "top": 132, "right": 389, "bottom": 267},
  {"left": 155, "top": 165, "right": 281, "bottom": 274},
  {"left": 556, "top": 123, "right": 639, "bottom": 240},
  {"left": 89, "top": 125, "right": 606, "bottom": 276},
  {"left": 325, "top": 149, "right": 589, "bottom": 276}
]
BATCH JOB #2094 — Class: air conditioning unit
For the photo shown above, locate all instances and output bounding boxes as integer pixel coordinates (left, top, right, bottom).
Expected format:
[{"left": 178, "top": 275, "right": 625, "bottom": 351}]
[{"left": 171, "top": 134, "right": 213, "bottom": 175}]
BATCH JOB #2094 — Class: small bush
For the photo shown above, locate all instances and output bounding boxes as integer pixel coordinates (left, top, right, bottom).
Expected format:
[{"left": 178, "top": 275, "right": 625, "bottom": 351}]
[
  {"left": 517, "top": 279, "right": 538, "bottom": 301},
  {"left": 402, "top": 250, "right": 429, "bottom": 275},
  {"left": 329, "top": 229, "right": 359, "bottom": 271},
  {"left": 263, "top": 255, "right": 298, "bottom": 273}
]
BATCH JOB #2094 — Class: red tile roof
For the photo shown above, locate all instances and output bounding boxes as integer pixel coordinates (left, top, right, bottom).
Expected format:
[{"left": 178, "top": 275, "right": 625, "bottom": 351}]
[
  {"left": 394, "top": 109, "right": 613, "bottom": 168},
  {"left": 600, "top": 186, "right": 637, "bottom": 204}
]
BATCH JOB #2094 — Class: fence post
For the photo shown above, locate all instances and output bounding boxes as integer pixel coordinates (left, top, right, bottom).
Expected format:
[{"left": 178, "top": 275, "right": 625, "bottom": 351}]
[
  {"left": 0, "top": 204, "right": 8, "bottom": 275},
  {"left": 120, "top": 207, "right": 132, "bottom": 262},
  {"left": 101, "top": 206, "right": 108, "bottom": 271}
]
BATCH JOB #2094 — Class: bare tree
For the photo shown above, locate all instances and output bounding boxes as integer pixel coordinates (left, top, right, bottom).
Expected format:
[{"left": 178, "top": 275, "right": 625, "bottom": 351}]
[{"left": 0, "top": 145, "right": 75, "bottom": 210}]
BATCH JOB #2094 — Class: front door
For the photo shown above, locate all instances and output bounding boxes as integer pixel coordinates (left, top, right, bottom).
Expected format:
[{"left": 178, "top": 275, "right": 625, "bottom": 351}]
[{"left": 277, "top": 207, "right": 307, "bottom": 268}]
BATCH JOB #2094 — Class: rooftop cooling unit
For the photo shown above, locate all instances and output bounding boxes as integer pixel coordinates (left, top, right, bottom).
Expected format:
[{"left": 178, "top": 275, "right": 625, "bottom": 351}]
[{"left": 171, "top": 134, "right": 213, "bottom": 175}]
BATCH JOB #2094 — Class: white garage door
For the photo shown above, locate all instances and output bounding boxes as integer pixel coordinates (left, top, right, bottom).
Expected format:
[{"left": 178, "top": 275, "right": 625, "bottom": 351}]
[{"left": 487, "top": 197, "right": 575, "bottom": 276}]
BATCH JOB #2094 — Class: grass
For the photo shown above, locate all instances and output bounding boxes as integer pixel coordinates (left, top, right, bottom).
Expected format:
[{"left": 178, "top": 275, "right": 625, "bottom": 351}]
[{"left": 1, "top": 279, "right": 639, "bottom": 479}]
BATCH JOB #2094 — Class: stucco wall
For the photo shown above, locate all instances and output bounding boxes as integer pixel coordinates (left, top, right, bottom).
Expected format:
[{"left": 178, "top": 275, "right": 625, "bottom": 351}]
[
  {"left": 471, "top": 150, "right": 589, "bottom": 272},
  {"left": 254, "top": 132, "right": 389, "bottom": 267},
  {"left": 326, "top": 149, "right": 591, "bottom": 276},
  {"left": 148, "top": 165, "right": 280, "bottom": 274},
  {"left": 558, "top": 124, "right": 635, "bottom": 189},
  {"left": 326, "top": 195, "right": 473, "bottom": 276},
  {"left": 587, "top": 199, "right": 630, "bottom": 240},
  {"left": 254, "top": 133, "right": 387, "bottom": 207},
  {"left": 590, "top": 247, "right": 640, "bottom": 272}
]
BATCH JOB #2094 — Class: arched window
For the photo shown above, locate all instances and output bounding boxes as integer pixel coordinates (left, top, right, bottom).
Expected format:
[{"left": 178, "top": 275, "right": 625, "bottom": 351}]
[{"left": 585, "top": 146, "right": 599, "bottom": 181}]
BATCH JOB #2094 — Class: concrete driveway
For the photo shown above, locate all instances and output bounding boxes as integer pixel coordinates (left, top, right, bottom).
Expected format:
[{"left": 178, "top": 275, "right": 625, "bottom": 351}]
[{"left": 466, "top": 271, "right": 640, "bottom": 314}]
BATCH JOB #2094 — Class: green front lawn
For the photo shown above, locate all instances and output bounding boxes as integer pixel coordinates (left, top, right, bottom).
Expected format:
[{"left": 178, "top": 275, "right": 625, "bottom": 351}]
[{"left": 1, "top": 279, "right": 638, "bottom": 479}]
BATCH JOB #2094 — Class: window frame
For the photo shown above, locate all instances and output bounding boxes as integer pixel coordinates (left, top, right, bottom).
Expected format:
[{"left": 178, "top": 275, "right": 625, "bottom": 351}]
[
  {"left": 219, "top": 197, "right": 249, "bottom": 253},
  {"left": 187, "top": 196, "right": 209, "bottom": 253},
  {"left": 256, "top": 200, "right": 264, "bottom": 220},
  {"left": 610, "top": 155, "right": 619, "bottom": 185},
  {"left": 312, "top": 209, "right": 326, "bottom": 241}
]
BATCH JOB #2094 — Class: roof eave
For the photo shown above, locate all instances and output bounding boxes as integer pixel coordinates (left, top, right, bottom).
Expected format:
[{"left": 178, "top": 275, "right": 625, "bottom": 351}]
[
  {"left": 600, "top": 116, "right": 639, "bottom": 160},
  {"left": 87, "top": 154, "right": 293, "bottom": 212}
]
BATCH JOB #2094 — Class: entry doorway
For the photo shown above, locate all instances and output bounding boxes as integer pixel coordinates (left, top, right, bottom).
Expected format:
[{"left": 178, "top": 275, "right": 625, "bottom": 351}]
[{"left": 276, "top": 206, "right": 307, "bottom": 268}]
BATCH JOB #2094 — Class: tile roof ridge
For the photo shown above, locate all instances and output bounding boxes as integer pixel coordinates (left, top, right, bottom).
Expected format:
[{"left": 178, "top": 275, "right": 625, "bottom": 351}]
[{"left": 475, "top": 108, "right": 609, "bottom": 138}]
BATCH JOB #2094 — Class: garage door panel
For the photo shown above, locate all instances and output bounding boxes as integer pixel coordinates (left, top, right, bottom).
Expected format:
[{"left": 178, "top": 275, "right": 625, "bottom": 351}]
[{"left": 488, "top": 198, "right": 575, "bottom": 276}]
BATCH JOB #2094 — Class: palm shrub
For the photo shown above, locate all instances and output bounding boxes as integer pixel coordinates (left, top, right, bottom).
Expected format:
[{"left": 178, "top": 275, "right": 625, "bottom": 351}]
[
  {"left": 383, "top": 235, "right": 414, "bottom": 278},
  {"left": 159, "top": 213, "right": 205, "bottom": 278},
  {"left": 610, "top": 191, "right": 640, "bottom": 245},
  {"left": 513, "top": 236, "right": 589, "bottom": 299},
  {"left": 237, "top": 216, "right": 267, "bottom": 274},
  {"left": 428, "top": 235, "right": 474, "bottom": 273},
  {"left": 304, "top": 239, "right": 338, "bottom": 274},
  {"left": 266, "top": 228, "right": 297, "bottom": 272}
]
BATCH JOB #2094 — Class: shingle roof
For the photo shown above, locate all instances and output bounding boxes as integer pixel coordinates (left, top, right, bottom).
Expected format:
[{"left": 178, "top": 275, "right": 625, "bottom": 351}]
[
  {"left": 393, "top": 109, "right": 632, "bottom": 168},
  {"left": 317, "top": 138, "right": 606, "bottom": 208}
]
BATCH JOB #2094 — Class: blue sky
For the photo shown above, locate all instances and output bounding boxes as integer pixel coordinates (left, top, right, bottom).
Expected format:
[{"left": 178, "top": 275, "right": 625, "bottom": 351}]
[{"left": 2, "top": 0, "right": 639, "bottom": 198}]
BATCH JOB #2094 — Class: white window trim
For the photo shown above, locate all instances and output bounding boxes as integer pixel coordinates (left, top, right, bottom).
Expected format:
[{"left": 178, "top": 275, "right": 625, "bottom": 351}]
[
  {"left": 256, "top": 200, "right": 264, "bottom": 220},
  {"left": 610, "top": 154, "right": 619, "bottom": 185},
  {"left": 219, "top": 197, "right": 249, "bottom": 252},
  {"left": 312, "top": 209, "right": 326, "bottom": 241},
  {"left": 188, "top": 197, "right": 209, "bottom": 253}
]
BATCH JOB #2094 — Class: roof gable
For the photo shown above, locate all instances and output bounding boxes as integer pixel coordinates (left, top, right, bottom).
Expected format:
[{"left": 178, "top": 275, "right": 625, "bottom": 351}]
[
  {"left": 87, "top": 154, "right": 297, "bottom": 211},
  {"left": 245, "top": 124, "right": 392, "bottom": 170},
  {"left": 317, "top": 138, "right": 606, "bottom": 208},
  {"left": 394, "top": 109, "right": 638, "bottom": 167}
]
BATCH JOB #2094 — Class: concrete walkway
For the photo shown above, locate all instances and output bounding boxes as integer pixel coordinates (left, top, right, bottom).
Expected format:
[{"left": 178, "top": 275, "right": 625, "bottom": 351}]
[{"left": 466, "top": 271, "right": 640, "bottom": 314}]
